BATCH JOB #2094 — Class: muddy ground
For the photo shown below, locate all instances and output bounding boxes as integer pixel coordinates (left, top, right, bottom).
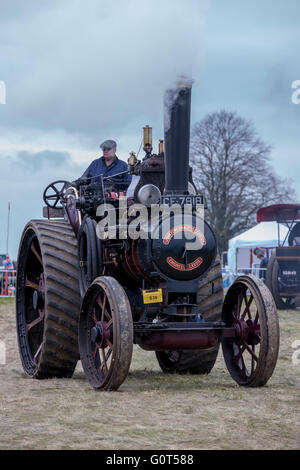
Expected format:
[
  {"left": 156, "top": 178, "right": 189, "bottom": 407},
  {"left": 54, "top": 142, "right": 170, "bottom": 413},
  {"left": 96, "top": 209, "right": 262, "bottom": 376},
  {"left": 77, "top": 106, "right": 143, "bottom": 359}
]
[{"left": 0, "top": 298, "right": 299, "bottom": 450}]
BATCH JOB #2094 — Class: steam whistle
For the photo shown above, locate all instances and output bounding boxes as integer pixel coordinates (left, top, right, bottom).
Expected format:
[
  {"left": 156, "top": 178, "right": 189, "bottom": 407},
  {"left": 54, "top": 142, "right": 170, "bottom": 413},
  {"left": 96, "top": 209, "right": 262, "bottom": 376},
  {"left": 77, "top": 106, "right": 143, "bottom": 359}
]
[
  {"left": 128, "top": 151, "right": 138, "bottom": 173},
  {"left": 143, "top": 125, "right": 153, "bottom": 157},
  {"left": 158, "top": 138, "right": 164, "bottom": 155}
]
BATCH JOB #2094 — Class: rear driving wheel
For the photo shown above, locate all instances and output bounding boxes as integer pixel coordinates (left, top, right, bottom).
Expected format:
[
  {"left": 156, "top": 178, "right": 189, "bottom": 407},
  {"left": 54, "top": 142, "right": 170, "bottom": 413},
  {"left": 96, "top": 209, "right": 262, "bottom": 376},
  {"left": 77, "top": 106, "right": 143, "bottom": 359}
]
[
  {"left": 222, "top": 274, "right": 279, "bottom": 387},
  {"left": 16, "top": 220, "right": 81, "bottom": 378},
  {"left": 79, "top": 276, "right": 133, "bottom": 391}
]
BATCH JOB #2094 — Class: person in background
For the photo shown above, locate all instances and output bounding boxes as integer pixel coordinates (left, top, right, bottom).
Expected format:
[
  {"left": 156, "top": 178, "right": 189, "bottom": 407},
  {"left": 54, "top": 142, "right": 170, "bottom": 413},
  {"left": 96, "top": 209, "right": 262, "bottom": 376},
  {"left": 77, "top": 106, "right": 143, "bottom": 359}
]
[
  {"left": 3, "top": 256, "right": 13, "bottom": 270},
  {"left": 254, "top": 248, "right": 269, "bottom": 281},
  {"left": 75, "top": 139, "right": 131, "bottom": 191}
]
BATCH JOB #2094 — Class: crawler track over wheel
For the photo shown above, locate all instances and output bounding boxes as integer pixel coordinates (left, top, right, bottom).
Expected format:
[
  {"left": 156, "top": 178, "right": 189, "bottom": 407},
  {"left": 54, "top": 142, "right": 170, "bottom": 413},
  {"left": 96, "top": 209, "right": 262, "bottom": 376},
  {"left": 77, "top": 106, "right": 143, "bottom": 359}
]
[{"left": 16, "top": 220, "right": 81, "bottom": 378}]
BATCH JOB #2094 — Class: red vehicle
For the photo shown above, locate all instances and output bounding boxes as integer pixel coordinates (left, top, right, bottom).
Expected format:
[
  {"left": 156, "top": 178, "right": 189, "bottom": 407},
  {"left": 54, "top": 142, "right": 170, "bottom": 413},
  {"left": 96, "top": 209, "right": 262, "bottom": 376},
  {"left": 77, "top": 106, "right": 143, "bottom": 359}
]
[{"left": 257, "top": 204, "right": 300, "bottom": 309}]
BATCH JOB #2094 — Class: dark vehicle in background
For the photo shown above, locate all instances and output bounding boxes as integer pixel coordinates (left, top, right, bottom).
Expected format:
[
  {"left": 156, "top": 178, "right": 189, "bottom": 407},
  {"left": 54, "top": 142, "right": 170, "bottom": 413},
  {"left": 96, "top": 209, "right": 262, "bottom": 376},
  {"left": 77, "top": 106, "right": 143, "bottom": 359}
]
[{"left": 258, "top": 204, "right": 300, "bottom": 309}]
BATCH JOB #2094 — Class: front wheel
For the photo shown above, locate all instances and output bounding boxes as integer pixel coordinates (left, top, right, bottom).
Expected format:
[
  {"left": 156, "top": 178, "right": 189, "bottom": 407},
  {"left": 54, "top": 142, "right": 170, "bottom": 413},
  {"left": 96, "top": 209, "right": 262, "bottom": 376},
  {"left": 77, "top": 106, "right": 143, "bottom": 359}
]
[
  {"left": 222, "top": 275, "right": 279, "bottom": 387},
  {"left": 78, "top": 276, "right": 133, "bottom": 391}
]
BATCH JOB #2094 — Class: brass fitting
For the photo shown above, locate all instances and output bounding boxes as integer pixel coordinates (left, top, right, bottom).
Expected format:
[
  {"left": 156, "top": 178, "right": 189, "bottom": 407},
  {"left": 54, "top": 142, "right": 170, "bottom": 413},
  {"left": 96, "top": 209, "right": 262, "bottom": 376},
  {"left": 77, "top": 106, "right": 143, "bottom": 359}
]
[
  {"left": 143, "top": 125, "right": 152, "bottom": 154},
  {"left": 158, "top": 138, "right": 164, "bottom": 154},
  {"left": 128, "top": 151, "right": 137, "bottom": 167}
]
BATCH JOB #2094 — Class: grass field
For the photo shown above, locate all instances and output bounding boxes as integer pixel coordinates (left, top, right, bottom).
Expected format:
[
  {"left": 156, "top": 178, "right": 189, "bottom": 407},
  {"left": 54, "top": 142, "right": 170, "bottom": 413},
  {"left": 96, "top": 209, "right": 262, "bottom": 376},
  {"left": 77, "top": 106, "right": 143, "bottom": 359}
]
[{"left": 0, "top": 297, "right": 299, "bottom": 450}]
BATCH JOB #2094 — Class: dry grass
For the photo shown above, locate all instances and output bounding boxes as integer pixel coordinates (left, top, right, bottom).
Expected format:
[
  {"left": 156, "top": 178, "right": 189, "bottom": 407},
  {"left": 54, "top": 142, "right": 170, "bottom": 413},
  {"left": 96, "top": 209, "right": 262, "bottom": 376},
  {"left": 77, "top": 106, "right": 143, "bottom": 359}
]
[{"left": 0, "top": 298, "right": 299, "bottom": 450}]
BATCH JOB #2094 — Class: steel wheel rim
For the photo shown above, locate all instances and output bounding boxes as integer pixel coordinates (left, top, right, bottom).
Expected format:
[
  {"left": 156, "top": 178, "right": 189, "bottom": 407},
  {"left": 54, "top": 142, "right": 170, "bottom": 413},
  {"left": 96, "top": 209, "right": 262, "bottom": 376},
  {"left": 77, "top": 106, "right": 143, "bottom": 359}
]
[
  {"left": 81, "top": 283, "right": 117, "bottom": 389},
  {"left": 16, "top": 229, "right": 46, "bottom": 375},
  {"left": 79, "top": 229, "right": 90, "bottom": 290},
  {"left": 222, "top": 279, "right": 265, "bottom": 384}
]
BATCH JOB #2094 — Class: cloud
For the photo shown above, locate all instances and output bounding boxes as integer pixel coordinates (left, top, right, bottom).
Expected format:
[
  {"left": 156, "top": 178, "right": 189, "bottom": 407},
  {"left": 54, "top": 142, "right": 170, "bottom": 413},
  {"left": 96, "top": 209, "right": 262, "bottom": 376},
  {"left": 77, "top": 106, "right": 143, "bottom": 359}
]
[
  {"left": 0, "top": 149, "right": 85, "bottom": 259},
  {"left": 0, "top": 1, "right": 53, "bottom": 20},
  {"left": 13, "top": 149, "right": 70, "bottom": 172},
  {"left": 0, "top": 0, "right": 207, "bottom": 141},
  {"left": 1, "top": 0, "right": 300, "bottom": 259}
]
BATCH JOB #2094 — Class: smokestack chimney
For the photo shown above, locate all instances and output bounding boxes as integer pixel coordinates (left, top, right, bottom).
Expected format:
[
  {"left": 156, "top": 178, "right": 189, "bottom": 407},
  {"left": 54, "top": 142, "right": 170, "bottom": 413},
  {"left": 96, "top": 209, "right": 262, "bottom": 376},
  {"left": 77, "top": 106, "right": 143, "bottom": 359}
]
[{"left": 164, "top": 78, "right": 192, "bottom": 194}]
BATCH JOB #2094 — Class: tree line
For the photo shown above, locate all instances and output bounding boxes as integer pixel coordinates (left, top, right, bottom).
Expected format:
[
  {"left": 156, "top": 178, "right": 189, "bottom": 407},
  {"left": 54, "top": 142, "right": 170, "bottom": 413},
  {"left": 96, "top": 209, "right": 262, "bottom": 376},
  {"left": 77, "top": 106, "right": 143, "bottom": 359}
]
[{"left": 190, "top": 110, "right": 295, "bottom": 254}]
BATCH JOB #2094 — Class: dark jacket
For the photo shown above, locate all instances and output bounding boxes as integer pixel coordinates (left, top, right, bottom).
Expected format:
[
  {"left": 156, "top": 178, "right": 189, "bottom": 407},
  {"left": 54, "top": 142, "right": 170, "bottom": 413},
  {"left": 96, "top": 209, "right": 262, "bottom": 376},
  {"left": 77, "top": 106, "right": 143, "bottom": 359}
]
[
  {"left": 77, "top": 156, "right": 132, "bottom": 191},
  {"left": 259, "top": 257, "right": 269, "bottom": 280}
]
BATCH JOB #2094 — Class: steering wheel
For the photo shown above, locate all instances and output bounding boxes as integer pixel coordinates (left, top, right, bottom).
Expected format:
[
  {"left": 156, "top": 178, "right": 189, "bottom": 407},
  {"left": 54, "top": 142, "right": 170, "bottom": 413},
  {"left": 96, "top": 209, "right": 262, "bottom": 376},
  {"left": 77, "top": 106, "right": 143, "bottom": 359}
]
[{"left": 43, "top": 180, "right": 72, "bottom": 208}]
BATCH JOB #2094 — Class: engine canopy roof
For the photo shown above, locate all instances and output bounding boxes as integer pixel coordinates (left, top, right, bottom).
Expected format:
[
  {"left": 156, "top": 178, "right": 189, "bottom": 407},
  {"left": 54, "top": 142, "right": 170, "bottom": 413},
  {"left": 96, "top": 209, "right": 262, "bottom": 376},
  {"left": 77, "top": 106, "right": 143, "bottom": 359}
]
[{"left": 257, "top": 204, "right": 300, "bottom": 223}]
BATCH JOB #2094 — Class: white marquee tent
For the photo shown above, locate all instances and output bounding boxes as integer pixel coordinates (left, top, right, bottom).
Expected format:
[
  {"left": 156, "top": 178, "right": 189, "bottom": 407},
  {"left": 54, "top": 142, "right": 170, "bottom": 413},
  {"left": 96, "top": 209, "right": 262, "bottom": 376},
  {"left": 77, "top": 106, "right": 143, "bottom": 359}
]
[{"left": 227, "top": 221, "right": 289, "bottom": 274}]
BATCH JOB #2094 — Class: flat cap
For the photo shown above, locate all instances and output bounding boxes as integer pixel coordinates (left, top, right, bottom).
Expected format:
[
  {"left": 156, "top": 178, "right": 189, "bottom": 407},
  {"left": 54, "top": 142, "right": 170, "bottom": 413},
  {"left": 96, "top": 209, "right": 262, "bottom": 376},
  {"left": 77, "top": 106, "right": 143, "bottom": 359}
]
[{"left": 100, "top": 139, "right": 117, "bottom": 150}]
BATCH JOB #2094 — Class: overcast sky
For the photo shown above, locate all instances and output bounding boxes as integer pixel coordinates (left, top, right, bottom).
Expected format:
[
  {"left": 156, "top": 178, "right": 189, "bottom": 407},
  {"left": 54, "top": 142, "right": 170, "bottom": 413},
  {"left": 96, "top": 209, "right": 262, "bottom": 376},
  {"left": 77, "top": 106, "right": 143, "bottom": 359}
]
[{"left": 0, "top": 0, "right": 299, "bottom": 259}]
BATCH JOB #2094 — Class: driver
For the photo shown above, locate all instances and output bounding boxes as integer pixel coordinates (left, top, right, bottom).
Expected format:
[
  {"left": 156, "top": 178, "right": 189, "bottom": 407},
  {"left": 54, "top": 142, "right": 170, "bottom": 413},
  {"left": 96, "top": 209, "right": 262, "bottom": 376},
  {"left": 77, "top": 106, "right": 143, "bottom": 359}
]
[{"left": 75, "top": 140, "right": 132, "bottom": 191}]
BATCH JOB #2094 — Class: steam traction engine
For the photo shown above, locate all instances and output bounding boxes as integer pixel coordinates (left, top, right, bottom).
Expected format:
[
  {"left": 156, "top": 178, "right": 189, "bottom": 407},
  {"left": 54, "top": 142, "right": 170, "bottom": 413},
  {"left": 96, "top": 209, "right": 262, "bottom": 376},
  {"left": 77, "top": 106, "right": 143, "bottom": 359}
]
[
  {"left": 258, "top": 204, "right": 300, "bottom": 309},
  {"left": 16, "top": 82, "right": 279, "bottom": 390}
]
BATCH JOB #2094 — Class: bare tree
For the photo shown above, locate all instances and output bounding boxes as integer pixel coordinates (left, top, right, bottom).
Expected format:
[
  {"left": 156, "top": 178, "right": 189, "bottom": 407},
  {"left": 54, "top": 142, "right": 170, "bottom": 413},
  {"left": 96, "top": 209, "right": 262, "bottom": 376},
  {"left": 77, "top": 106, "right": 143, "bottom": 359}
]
[{"left": 190, "top": 110, "right": 295, "bottom": 254}]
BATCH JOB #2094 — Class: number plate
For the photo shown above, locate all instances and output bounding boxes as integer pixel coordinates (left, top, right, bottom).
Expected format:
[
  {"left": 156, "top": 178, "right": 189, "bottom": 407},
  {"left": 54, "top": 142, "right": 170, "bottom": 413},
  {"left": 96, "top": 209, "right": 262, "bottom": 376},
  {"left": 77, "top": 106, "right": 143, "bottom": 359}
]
[
  {"left": 142, "top": 289, "right": 163, "bottom": 304},
  {"left": 160, "top": 195, "right": 204, "bottom": 206}
]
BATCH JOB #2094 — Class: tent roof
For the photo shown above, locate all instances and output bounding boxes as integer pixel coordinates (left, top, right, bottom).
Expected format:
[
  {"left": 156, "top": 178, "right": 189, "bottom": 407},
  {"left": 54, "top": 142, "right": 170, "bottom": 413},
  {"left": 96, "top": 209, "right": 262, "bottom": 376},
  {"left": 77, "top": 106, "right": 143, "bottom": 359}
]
[{"left": 229, "top": 221, "right": 288, "bottom": 248}]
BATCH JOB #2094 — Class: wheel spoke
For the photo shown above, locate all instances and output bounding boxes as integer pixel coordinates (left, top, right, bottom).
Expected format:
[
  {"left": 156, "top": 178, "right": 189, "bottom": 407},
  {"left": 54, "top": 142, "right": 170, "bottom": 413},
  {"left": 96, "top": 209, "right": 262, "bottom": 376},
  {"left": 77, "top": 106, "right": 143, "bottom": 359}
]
[
  {"left": 92, "top": 308, "right": 98, "bottom": 325},
  {"left": 232, "top": 295, "right": 241, "bottom": 320},
  {"left": 97, "top": 294, "right": 112, "bottom": 323},
  {"left": 251, "top": 345, "right": 256, "bottom": 374},
  {"left": 240, "top": 353, "right": 247, "bottom": 375},
  {"left": 103, "top": 310, "right": 112, "bottom": 322},
  {"left": 53, "top": 198, "right": 59, "bottom": 208},
  {"left": 51, "top": 184, "right": 60, "bottom": 195},
  {"left": 97, "top": 293, "right": 111, "bottom": 321},
  {"left": 25, "top": 278, "right": 40, "bottom": 291},
  {"left": 243, "top": 341, "right": 258, "bottom": 362},
  {"left": 101, "top": 294, "right": 107, "bottom": 322},
  {"left": 27, "top": 310, "right": 45, "bottom": 332},
  {"left": 33, "top": 343, "right": 43, "bottom": 363},
  {"left": 241, "top": 293, "right": 253, "bottom": 320},
  {"left": 97, "top": 295, "right": 103, "bottom": 309},
  {"left": 93, "top": 344, "right": 99, "bottom": 359},
  {"left": 235, "top": 344, "right": 246, "bottom": 363},
  {"left": 99, "top": 347, "right": 112, "bottom": 375},
  {"left": 31, "top": 243, "right": 43, "bottom": 265},
  {"left": 93, "top": 345, "right": 101, "bottom": 370},
  {"left": 62, "top": 182, "right": 69, "bottom": 193},
  {"left": 100, "top": 348, "right": 108, "bottom": 375}
]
